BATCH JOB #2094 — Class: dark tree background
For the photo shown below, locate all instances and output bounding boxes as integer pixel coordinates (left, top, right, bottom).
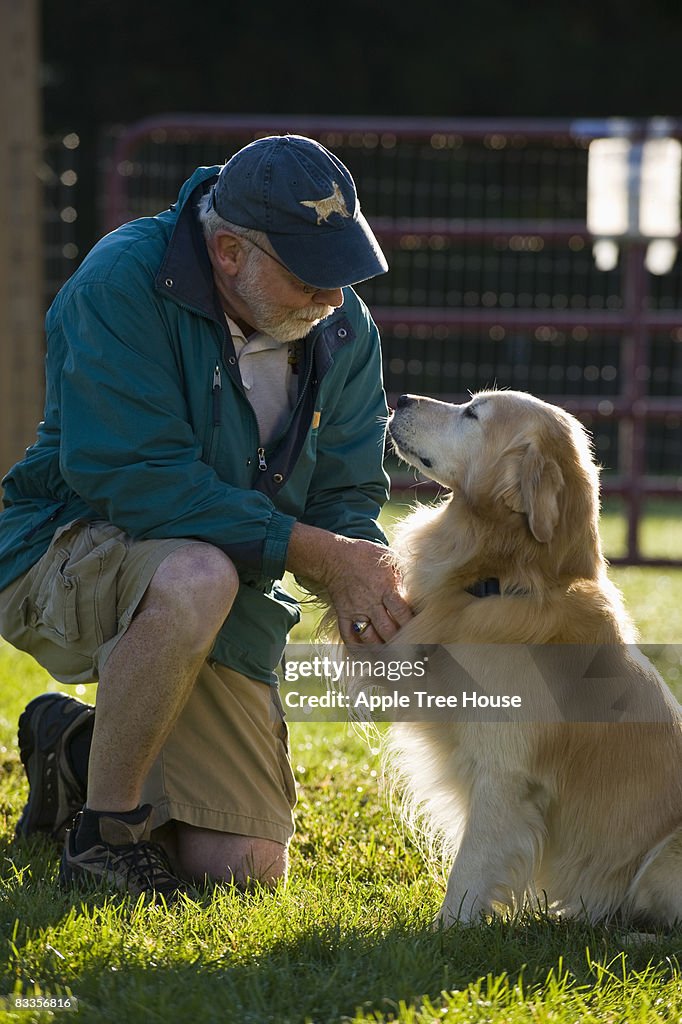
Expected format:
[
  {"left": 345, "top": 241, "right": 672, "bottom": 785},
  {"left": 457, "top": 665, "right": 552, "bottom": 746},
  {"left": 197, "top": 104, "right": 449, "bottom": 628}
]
[{"left": 42, "top": 0, "right": 682, "bottom": 251}]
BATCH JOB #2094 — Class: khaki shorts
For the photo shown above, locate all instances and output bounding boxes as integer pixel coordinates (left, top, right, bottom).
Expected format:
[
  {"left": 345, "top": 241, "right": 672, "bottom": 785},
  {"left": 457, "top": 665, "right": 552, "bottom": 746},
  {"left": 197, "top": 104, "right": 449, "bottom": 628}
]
[{"left": 0, "top": 519, "right": 296, "bottom": 846}]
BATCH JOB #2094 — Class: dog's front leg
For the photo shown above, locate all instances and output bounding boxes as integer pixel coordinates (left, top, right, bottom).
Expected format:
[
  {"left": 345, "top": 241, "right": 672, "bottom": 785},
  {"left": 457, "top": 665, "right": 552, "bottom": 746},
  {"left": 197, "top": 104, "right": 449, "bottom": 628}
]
[{"left": 437, "top": 775, "right": 545, "bottom": 926}]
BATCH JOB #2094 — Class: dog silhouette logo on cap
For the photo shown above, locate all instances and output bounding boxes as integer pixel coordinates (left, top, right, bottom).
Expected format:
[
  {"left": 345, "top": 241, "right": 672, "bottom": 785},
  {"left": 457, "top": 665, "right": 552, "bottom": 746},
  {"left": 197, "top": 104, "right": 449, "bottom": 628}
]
[{"left": 300, "top": 182, "right": 351, "bottom": 225}]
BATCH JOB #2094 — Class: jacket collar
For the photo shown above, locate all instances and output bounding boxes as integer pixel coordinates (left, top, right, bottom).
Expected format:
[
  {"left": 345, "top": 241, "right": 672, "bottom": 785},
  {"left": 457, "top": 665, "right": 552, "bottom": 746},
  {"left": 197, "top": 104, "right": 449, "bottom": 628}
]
[
  {"left": 153, "top": 169, "right": 355, "bottom": 354},
  {"left": 154, "top": 170, "right": 224, "bottom": 322}
]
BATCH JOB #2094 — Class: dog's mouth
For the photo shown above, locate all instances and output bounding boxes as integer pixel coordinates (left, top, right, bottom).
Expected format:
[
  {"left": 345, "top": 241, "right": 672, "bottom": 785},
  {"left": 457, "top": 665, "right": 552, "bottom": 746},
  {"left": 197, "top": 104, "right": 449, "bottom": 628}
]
[
  {"left": 388, "top": 431, "right": 433, "bottom": 470},
  {"left": 387, "top": 410, "right": 438, "bottom": 473}
]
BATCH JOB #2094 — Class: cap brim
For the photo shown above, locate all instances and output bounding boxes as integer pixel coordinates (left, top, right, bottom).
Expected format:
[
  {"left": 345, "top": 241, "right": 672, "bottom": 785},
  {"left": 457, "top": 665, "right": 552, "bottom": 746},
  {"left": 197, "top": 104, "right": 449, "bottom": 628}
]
[{"left": 267, "top": 210, "right": 388, "bottom": 289}]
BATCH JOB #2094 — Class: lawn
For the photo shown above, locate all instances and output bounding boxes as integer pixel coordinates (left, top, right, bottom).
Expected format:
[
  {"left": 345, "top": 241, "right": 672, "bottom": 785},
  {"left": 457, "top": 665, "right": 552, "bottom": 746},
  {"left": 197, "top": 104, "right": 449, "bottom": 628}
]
[{"left": 0, "top": 500, "right": 680, "bottom": 1023}]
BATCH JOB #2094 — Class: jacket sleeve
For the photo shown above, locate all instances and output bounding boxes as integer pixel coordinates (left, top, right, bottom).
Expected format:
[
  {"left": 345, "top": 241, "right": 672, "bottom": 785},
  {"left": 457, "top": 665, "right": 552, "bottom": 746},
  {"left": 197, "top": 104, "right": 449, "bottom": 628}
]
[
  {"left": 300, "top": 299, "right": 390, "bottom": 545},
  {"left": 57, "top": 280, "right": 294, "bottom": 579}
]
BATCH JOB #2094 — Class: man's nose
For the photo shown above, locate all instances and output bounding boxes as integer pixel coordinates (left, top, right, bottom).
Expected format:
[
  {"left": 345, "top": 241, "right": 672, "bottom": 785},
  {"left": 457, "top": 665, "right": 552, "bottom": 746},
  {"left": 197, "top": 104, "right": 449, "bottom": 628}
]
[{"left": 312, "top": 287, "right": 344, "bottom": 308}]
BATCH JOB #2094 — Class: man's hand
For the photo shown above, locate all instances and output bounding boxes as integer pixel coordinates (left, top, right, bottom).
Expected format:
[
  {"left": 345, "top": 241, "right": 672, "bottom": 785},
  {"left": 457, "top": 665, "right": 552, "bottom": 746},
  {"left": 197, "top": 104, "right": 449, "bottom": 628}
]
[{"left": 286, "top": 523, "right": 413, "bottom": 645}]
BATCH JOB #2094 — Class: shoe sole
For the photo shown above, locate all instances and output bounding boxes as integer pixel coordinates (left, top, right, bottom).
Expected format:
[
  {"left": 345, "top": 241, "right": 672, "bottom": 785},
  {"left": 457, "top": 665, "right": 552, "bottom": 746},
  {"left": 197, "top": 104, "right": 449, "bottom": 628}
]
[{"left": 15, "top": 693, "right": 93, "bottom": 842}]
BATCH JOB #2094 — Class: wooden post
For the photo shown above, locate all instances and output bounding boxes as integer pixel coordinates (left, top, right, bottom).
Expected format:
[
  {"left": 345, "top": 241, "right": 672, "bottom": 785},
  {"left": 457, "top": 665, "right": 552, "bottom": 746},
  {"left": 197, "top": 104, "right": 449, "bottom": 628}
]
[{"left": 0, "top": 0, "right": 43, "bottom": 488}]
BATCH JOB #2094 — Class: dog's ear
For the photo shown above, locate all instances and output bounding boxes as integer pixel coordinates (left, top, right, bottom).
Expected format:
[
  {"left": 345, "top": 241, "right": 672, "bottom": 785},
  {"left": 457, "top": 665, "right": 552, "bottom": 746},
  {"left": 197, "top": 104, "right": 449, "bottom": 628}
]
[{"left": 501, "top": 444, "right": 565, "bottom": 543}]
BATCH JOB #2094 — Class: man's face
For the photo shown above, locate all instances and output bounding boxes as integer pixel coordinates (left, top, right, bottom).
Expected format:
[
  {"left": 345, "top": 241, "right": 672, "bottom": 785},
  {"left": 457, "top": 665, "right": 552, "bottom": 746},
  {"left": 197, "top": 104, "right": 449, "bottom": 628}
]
[{"left": 234, "top": 241, "right": 343, "bottom": 342}]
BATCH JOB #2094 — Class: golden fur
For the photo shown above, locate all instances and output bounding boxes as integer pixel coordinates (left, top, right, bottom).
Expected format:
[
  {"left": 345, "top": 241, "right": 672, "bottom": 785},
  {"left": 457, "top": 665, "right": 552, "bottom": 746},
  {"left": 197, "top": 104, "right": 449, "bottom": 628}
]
[{"left": 384, "top": 389, "right": 682, "bottom": 926}]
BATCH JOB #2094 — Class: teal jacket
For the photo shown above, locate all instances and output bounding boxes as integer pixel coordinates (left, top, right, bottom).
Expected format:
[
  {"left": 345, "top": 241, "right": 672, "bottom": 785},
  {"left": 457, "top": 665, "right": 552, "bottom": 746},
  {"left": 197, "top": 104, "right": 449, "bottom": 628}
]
[{"left": 0, "top": 166, "right": 390, "bottom": 683}]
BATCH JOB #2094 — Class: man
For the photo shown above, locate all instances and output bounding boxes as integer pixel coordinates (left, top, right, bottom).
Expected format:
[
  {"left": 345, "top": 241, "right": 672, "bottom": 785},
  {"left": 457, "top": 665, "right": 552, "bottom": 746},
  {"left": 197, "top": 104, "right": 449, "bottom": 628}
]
[{"left": 0, "top": 135, "right": 411, "bottom": 900}]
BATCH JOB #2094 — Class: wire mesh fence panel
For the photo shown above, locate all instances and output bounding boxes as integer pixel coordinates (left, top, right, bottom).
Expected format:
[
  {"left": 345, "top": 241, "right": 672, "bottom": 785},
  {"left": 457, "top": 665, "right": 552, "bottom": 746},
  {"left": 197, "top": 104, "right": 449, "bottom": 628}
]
[
  {"left": 360, "top": 239, "right": 624, "bottom": 311},
  {"left": 41, "top": 132, "right": 81, "bottom": 309},
  {"left": 96, "top": 115, "right": 682, "bottom": 563},
  {"left": 373, "top": 324, "right": 624, "bottom": 395}
]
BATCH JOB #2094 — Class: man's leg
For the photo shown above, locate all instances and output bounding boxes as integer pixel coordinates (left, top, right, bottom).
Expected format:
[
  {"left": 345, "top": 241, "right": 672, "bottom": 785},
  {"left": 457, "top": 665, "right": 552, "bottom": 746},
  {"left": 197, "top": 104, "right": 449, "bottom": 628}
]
[
  {"left": 141, "top": 661, "right": 297, "bottom": 889},
  {"left": 6, "top": 523, "right": 295, "bottom": 892},
  {"left": 60, "top": 541, "right": 241, "bottom": 899},
  {"left": 71, "top": 540, "right": 292, "bottom": 895},
  {"left": 174, "top": 825, "right": 288, "bottom": 887},
  {"left": 86, "top": 542, "right": 239, "bottom": 811}
]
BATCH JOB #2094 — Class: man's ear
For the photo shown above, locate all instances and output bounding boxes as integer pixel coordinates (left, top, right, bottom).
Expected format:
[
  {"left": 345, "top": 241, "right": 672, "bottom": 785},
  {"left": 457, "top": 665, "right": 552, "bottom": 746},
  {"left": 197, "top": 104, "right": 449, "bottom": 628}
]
[
  {"left": 212, "top": 232, "right": 243, "bottom": 276},
  {"left": 499, "top": 443, "right": 565, "bottom": 543}
]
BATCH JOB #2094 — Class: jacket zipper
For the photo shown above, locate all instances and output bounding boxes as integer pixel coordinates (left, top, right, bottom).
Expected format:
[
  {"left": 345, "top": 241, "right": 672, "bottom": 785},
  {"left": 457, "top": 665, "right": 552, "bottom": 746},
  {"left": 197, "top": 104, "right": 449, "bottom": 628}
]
[
  {"left": 254, "top": 336, "right": 319, "bottom": 477},
  {"left": 207, "top": 363, "right": 222, "bottom": 465},
  {"left": 166, "top": 299, "right": 324, "bottom": 479},
  {"left": 212, "top": 364, "right": 222, "bottom": 425},
  {"left": 211, "top": 358, "right": 268, "bottom": 474},
  {"left": 23, "top": 501, "right": 67, "bottom": 542}
]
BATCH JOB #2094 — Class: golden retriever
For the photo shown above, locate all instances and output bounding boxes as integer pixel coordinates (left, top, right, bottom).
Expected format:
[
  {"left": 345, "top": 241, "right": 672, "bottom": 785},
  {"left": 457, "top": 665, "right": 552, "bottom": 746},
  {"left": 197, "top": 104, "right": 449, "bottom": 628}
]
[{"left": 383, "top": 389, "right": 682, "bottom": 927}]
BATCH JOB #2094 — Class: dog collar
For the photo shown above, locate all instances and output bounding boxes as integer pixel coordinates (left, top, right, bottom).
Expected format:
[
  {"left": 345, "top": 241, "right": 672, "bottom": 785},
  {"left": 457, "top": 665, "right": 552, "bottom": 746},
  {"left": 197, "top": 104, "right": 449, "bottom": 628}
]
[{"left": 465, "top": 578, "right": 501, "bottom": 598}]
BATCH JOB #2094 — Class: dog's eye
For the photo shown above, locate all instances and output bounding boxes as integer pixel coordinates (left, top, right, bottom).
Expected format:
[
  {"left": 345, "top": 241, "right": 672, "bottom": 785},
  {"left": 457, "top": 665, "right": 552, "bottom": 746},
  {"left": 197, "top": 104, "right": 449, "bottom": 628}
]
[{"left": 463, "top": 405, "right": 478, "bottom": 419}]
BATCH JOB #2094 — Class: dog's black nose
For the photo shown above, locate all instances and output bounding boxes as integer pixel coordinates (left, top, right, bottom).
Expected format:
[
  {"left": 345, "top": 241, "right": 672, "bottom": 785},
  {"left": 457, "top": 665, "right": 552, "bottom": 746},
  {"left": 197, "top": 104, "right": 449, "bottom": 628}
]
[{"left": 396, "top": 394, "right": 416, "bottom": 409}]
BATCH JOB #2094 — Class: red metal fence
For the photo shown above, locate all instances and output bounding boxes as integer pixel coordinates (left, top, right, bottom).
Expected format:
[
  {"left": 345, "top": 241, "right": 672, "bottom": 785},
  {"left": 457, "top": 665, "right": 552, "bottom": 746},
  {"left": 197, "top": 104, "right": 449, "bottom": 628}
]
[{"left": 103, "top": 115, "right": 682, "bottom": 566}]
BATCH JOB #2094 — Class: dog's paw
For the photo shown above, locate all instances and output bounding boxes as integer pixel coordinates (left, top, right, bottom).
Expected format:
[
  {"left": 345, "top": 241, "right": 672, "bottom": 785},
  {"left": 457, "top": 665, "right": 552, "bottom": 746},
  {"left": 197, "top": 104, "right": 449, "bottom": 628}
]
[{"left": 434, "top": 900, "right": 487, "bottom": 929}]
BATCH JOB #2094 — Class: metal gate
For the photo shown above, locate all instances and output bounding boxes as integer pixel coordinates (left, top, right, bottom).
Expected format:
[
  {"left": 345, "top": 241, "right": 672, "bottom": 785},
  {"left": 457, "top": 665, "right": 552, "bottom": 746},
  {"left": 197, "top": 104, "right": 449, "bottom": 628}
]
[{"left": 103, "top": 115, "right": 682, "bottom": 566}]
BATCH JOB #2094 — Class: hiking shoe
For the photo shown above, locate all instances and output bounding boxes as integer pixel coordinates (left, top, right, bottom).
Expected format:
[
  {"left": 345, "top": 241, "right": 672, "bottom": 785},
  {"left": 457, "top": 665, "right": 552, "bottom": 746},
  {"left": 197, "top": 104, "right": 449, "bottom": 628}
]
[
  {"left": 16, "top": 692, "right": 95, "bottom": 842},
  {"left": 59, "top": 805, "right": 195, "bottom": 903}
]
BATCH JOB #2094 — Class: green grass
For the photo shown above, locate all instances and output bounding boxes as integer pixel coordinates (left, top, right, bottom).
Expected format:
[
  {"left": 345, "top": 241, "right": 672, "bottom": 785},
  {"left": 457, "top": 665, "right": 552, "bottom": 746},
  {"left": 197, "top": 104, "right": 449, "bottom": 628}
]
[{"left": 0, "top": 501, "right": 681, "bottom": 1022}]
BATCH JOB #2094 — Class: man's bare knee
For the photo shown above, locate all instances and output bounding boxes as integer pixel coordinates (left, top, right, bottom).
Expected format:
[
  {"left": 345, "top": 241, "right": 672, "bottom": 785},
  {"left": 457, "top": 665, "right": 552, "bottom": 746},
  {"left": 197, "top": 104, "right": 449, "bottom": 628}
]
[
  {"left": 173, "top": 824, "right": 288, "bottom": 888},
  {"left": 138, "top": 543, "right": 239, "bottom": 647}
]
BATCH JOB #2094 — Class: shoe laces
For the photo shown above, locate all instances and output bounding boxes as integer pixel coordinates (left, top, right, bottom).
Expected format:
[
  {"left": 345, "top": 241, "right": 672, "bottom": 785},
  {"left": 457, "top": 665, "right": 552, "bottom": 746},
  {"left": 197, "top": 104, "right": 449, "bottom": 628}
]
[{"left": 107, "top": 840, "right": 186, "bottom": 895}]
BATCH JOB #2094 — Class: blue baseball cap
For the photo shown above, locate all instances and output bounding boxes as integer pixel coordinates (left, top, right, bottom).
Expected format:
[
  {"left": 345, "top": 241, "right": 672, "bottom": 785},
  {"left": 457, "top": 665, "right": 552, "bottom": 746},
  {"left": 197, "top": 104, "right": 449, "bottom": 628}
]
[{"left": 211, "top": 135, "right": 388, "bottom": 289}]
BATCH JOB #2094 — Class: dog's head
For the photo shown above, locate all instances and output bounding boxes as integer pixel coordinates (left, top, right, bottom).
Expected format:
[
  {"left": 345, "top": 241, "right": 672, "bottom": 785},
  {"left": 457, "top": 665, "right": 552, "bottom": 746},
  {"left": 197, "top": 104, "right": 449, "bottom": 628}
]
[{"left": 388, "top": 390, "right": 602, "bottom": 580}]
